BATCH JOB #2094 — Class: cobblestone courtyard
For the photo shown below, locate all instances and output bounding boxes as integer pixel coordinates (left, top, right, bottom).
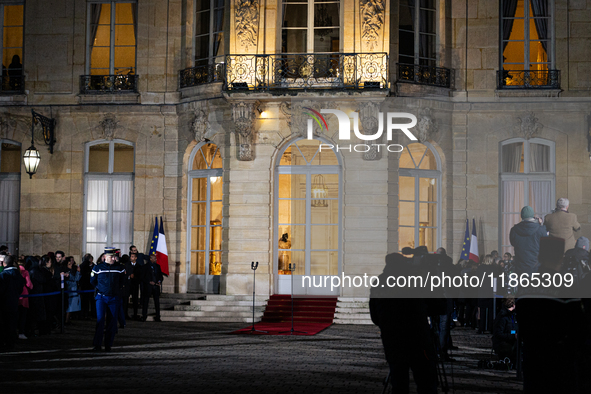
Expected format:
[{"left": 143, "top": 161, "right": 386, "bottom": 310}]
[{"left": 1, "top": 321, "right": 523, "bottom": 394}]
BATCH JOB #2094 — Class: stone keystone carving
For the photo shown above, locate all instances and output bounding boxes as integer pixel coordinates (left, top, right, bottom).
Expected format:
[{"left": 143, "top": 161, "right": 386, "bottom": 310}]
[
  {"left": 232, "top": 101, "right": 258, "bottom": 161},
  {"left": 360, "top": 0, "right": 385, "bottom": 50},
  {"left": 359, "top": 102, "right": 382, "bottom": 161},
  {"left": 417, "top": 108, "right": 438, "bottom": 143},
  {"left": 515, "top": 112, "right": 542, "bottom": 140},
  {"left": 99, "top": 115, "right": 119, "bottom": 140},
  {"left": 235, "top": 0, "right": 259, "bottom": 49},
  {"left": 192, "top": 109, "right": 211, "bottom": 142}
]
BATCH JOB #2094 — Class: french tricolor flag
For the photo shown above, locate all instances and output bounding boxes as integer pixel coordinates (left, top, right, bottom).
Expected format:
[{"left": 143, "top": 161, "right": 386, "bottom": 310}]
[
  {"left": 469, "top": 218, "right": 479, "bottom": 263},
  {"left": 156, "top": 216, "right": 169, "bottom": 276}
]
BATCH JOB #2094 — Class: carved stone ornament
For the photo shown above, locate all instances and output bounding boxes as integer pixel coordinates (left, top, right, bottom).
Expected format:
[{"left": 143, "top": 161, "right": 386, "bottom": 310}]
[
  {"left": 280, "top": 102, "right": 292, "bottom": 129},
  {"left": 192, "top": 109, "right": 210, "bottom": 142},
  {"left": 360, "top": 0, "right": 385, "bottom": 51},
  {"left": 417, "top": 108, "right": 438, "bottom": 143},
  {"left": 235, "top": 0, "right": 259, "bottom": 49},
  {"left": 99, "top": 115, "right": 118, "bottom": 140},
  {"left": 515, "top": 112, "right": 542, "bottom": 140},
  {"left": 232, "top": 101, "right": 258, "bottom": 161},
  {"left": 359, "top": 102, "right": 382, "bottom": 161}
]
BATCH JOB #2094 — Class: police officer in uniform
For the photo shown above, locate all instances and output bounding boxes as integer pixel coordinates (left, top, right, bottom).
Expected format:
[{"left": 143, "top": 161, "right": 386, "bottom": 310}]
[{"left": 90, "top": 247, "right": 126, "bottom": 351}]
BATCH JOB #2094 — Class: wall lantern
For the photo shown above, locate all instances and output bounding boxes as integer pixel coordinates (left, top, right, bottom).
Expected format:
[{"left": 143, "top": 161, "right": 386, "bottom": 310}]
[{"left": 23, "top": 110, "right": 56, "bottom": 178}]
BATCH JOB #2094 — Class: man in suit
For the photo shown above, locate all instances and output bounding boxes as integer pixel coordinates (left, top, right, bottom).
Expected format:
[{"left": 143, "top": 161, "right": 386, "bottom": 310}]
[
  {"left": 125, "top": 252, "right": 142, "bottom": 320},
  {"left": 544, "top": 198, "right": 581, "bottom": 252},
  {"left": 141, "top": 254, "right": 163, "bottom": 322}
]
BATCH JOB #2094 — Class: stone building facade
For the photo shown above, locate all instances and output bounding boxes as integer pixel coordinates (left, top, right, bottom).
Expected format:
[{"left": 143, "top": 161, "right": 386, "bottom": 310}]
[{"left": 1, "top": 0, "right": 590, "bottom": 297}]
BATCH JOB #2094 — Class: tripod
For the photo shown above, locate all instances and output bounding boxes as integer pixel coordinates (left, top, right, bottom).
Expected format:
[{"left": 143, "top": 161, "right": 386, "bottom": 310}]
[
  {"left": 279, "top": 263, "right": 307, "bottom": 335},
  {"left": 248, "top": 261, "right": 267, "bottom": 334}
]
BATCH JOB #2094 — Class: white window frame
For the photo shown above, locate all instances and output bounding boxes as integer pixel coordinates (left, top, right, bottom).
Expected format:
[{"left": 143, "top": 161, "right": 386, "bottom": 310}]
[
  {"left": 273, "top": 137, "right": 343, "bottom": 295},
  {"left": 280, "top": 0, "right": 342, "bottom": 53},
  {"left": 83, "top": 139, "right": 135, "bottom": 254},
  {"left": 499, "top": 0, "right": 555, "bottom": 71},
  {"left": 398, "top": 141, "right": 442, "bottom": 252},
  {"left": 499, "top": 137, "right": 555, "bottom": 253},
  {"left": 186, "top": 142, "right": 224, "bottom": 293},
  {"left": 85, "top": 0, "right": 137, "bottom": 75},
  {"left": 0, "top": 139, "right": 21, "bottom": 255},
  {"left": 193, "top": 0, "right": 225, "bottom": 66}
]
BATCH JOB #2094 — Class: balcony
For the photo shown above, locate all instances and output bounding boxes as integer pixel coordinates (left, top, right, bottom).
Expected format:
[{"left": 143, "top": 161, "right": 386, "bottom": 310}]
[
  {"left": 0, "top": 74, "right": 25, "bottom": 94},
  {"left": 179, "top": 63, "right": 224, "bottom": 89},
  {"left": 178, "top": 53, "right": 389, "bottom": 93},
  {"left": 79, "top": 74, "right": 138, "bottom": 94},
  {"left": 396, "top": 63, "right": 453, "bottom": 89},
  {"left": 497, "top": 70, "right": 560, "bottom": 90}
]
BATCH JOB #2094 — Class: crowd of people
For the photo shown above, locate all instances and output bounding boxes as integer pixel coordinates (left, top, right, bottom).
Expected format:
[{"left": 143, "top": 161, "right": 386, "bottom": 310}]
[
  {"left": 0, "top": 245, "right": 164, "bottom": 352},
  {"left": 370, "top": 198, "right": 591, "bottom": 393}
]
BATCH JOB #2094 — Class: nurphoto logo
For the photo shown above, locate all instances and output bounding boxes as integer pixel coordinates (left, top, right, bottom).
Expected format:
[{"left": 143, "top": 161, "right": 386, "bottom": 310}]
[{"left": 304, "top": 107, "right": 418, "bottom": 153}]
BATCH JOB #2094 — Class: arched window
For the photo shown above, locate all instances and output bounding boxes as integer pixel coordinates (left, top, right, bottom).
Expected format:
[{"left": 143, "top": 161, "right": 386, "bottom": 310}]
[
  {"left": 187, "top": 143, "right": 222, "bottom": 293},
  {"left": 500, "top": 138, "right": 555, "bottom": 254},
  {"left": 398, "top": 142, "right": 441, "bottom": 252},
  {"left": 0, "top": 140, "right": 21, "bottom": 254},
  {"left": 275, "top": 138, "right": 341, "bottom": 295},
  {"left": 84, "top": 140, "right": 134, "bottom": 259}
]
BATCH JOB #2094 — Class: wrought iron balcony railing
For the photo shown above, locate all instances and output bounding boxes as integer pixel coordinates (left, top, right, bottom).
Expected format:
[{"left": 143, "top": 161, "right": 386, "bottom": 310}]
[
  {"left": 0, "top": 74, "right": 25, "bottom": 94},
  {"left": 396, "top": 63, "right": 453, "bottom": 88},
  {"left": 179, "top": 63, "right": 225, "bottom": 89},
  {"left": 224, "top": 53, "right": 388, "bottom": 92},
  {"left": 497, "top": 70, "right": 560, "bottom": 89},
  {"left": 79, "top": 74, "right": 138, "bottom": 94}
]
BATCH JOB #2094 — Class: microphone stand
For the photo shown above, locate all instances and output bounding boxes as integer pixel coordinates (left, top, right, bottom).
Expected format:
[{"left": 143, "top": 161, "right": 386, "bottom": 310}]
[
  {"left": 280, "top": 263, "right": 307, "bottom": 335},
  {"left": 248, "top": 261, "right": 267, "bottom": 334}
]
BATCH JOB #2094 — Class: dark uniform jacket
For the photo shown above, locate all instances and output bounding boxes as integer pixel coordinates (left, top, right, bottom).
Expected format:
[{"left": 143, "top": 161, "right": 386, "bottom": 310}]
[
  {"left": 125, "top": 261, "right": 142, "bottom": 286},
  {"left": 509, "top": 220, "right": 547, "bottom": 275},
  {"left": 141, "top": 261, "right": 163, "bottom": 287},
  {"left": 90, "top": 262, "right": 126, "bottom": 296}
]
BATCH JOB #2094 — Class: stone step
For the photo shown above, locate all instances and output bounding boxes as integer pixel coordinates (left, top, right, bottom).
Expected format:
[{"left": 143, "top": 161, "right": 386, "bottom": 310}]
[
  {"left": 153, "top": 316, "right": 260, "bottom": 323},
  {"left": 333, "top": 318, "right": 373, "bottom": 325},
  {"left": 175, "top": 305, "right": 266, "bottom": 312},
  {"left": 189, "top": 300, "right": 267, "bottom": 306},
  {"left": 336, "top": 302, "right": 369, "bottom": 308},
  {"left": 336, "top": 307, "right": 371, "bottom": 314},
  {"left": 337, "top": 297, "right": 370, "bottom": 303},
  {"left": 204, "top": 295, "right": 269, "bottom": 301},
  {"left": 334, "top": 312, "right": 372, "bottom": 319},
  {"left": 161, "top": 310, "right": 263, "bottom": 318}
]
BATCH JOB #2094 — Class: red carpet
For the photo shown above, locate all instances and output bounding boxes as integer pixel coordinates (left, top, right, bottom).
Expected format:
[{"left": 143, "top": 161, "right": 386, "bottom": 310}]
[{"left": 231, "top": 295, "right": 337, "bottom": 335}]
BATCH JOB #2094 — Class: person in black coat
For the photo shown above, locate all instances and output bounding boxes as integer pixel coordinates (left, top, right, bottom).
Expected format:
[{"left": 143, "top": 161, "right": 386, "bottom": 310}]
[
  {"left": 0, "top": 255, "right": 26, "bottom": 351},
  {"left": 79, "top": 253, "right": 96, "bottom": 320},
  {"left": 509, "top": 206, "right": 548, "bottom": 275},
  {"left": 125, "top": 252, "right": 143, "bottom": 320},
  {"left": 492, "top": 297, "right": 517, "bottom": 362},
  {"left": 141, "top": 254, "right": 163, "bottom": 322},
  {"left": 369, "top": 251, "right": 438, "bottom": 394}
]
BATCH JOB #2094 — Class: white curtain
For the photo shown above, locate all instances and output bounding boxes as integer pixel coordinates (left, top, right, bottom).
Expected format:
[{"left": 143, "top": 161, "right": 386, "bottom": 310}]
[
  {"left": 0, "top": 178, "right": 20, "bottom": 254},
  {"left": 530, "top": 180, "right": 552, "bottom": 219},
  {"left": 86, "top": 180, "right": 108, "bottom": 244},
  {"left": 112, "top": 179, "right": 133, "bottom": 245},
  {"left": 502, "top": 180, "right": 524, "bottom": 253},
  {"left": 530, "top": 143, "right": 550, "bottom": 172},
  {"left": 502, "top": 142, "right": 523, "bottom": 173}
]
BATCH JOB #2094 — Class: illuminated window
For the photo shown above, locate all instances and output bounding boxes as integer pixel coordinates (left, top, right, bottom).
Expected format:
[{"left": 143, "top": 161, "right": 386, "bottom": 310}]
[
  {"left": 500, "top": 138, "right": 554, "bottom": 254},
  {"left": 1, "top": 3, "right": 24, "bottom": 92},
  {"left": 0, "top": 140, "right": 21, "bottom": 254},
  {"left": 87, "top": 1, "right": 137, "bottom": 75},
  {"left": 187, "top": 143, "right": 223, "bottom": 293},
  {"left": 84, "top": 140, "right": 135, "bottom": 259},
  {"left": 399, "top": 0, "right": 436, "bottom": 66},
  {"left": 194, "top": 0, "right": 225, "bottom": 66},
  {"left": 398, "top": 142, "right": 440, "bottom": 252},
  {"left": 500, "top": 0, "right": 553, "bottom": 84},
  {"left": 281, "top": 0, "right": 341, "bottom": 53}
]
